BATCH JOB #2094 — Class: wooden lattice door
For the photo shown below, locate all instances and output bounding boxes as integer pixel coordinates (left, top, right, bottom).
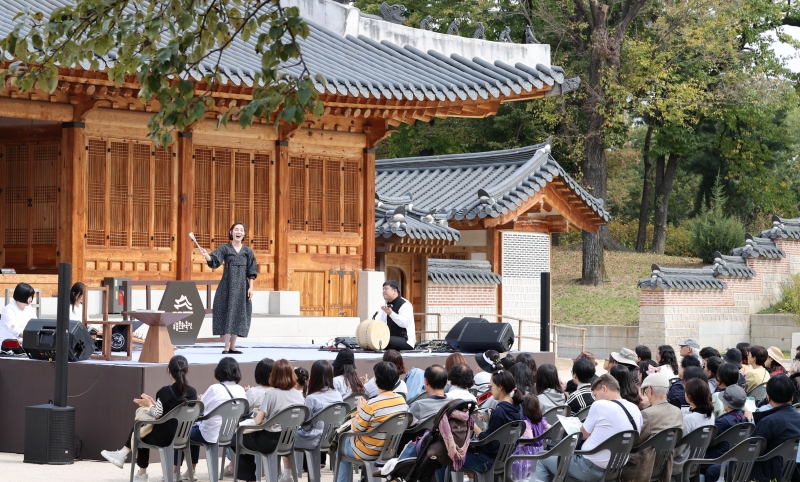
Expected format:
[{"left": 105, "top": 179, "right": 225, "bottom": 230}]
[
  {"left": 1, "top": 142, "right": 58, "bottom": 271},
  {"left": 290, "top": 270, "right": 326, "bottom": 316},
  {"left": 328, "top": 270, "right": 356, "bottom": 317}
]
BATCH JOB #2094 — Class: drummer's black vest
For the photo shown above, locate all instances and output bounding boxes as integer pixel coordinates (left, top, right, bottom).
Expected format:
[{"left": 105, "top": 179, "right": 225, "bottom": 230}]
[{"left": 386, "top": 297, "right": 408, "bottom": 340}]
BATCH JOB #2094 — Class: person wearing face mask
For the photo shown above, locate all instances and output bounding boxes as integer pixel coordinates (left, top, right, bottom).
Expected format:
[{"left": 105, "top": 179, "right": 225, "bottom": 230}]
[
  {"left": 0, "top": 282, "right": 35, "bottom": 343},
  {"left": 198, "top": 222, "right": 258, "bottom": 354}
]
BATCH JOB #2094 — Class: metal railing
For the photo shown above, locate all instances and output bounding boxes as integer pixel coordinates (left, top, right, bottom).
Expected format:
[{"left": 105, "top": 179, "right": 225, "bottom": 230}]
[{"left": 121, "top": 280, "right": 220, "bottom": 321}]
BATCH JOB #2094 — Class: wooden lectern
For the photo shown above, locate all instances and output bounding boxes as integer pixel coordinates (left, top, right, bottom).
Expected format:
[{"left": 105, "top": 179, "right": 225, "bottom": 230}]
[{"left": 123, "top": 311, "right": 192, "bottom": 363}]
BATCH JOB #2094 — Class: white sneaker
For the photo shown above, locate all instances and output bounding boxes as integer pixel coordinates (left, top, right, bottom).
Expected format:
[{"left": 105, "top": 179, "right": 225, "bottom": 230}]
[
  {"left": 278, "top": 470, "right": 293, "bottom": 482},
  {"left": 133, "top": 473, "right": 149, "bottom": 481},
  {"left": 180, "top": 470, "right": 197, "bottom": 481},
  {"left": 100, "top": 449, "right": 128, "bottom": 469},
  {"left": 161, "top": 471, "right": 179, "bottom": 482}
]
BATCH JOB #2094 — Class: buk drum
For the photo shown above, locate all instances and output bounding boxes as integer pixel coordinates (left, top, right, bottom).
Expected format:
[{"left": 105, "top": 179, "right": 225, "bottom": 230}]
[{"left": 356, "top": 319, "right": 390, "bottom": 351}]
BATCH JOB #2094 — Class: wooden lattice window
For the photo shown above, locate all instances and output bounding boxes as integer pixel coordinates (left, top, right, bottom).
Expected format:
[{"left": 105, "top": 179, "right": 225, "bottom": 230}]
[
  {"left": 86, "top": 138, "right": 174, "bottom": 249},
  {"left": 192, "top": 146, "right": 273, "bottom": 251},
  {"left": 289, "top": 155, "right": 361, "bottom": 235},
  {"left": 4, "top": 144, "right": 29, "bottom": 246}
]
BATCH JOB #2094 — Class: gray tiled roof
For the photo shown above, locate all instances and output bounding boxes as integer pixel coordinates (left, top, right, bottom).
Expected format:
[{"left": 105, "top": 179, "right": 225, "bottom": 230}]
[
  {"left": 759, "top": 215, "right": 800, "bottom": 240},
  {"left": 375, "top": 140, "right": 609, "bottom": 223},
  {"left": 637, "top": 264, "right": 728, "bottom": 290},
  {"left": 375, "top": 196, "right": 460, "bottom": 241},
  {"left": 428, "top": 259, "right": 501, "bottom": 285},
  {"left": 710, "top": 252, "right": 756, "bottom": 278},
  {"left": 730, "top": 234, "right": 785, "bottom": 259},
  {"left": 1, "top": 0, "right": 573, "bottom": 103}
]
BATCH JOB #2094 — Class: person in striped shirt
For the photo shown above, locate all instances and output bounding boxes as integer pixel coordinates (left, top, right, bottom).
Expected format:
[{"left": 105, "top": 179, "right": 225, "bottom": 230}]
[{"left": 336, "top": 361, "right": 408, "bottom": 482}]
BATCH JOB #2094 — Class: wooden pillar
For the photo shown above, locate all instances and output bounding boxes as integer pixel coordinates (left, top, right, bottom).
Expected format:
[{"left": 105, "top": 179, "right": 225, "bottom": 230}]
[
  {"left": 274, "top": 140, "right": 290, "bottom": 291},
  {"left": 59, "top": 122, "right": 86, "bottom": 284},
  {"left": 487, "top": 227, "right": 502, "bottom": 316},
  {"left": 362, "top": 147, "right": 376, "bottom": 270},
  {"left": 176, "top": 132, "right": 194, "bottom": 280}
]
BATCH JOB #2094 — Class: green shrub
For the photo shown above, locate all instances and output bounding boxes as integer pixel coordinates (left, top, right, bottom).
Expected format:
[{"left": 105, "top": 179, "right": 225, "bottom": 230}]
[
  {"left": 689, "top": 175, "right": 745, "bottom": 263},
  {"left": 778, "top": 274, "right": 800, "bottom": 320},
  {"left": 665, "top": 223, "right": 695, "bottom": 257}
]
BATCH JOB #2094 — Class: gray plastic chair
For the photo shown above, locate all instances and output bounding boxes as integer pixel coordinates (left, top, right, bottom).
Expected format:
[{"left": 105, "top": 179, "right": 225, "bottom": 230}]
[
  {"left": 682, "top": 437, "right": 765, "bottom": 482},
  {"left": 343, "top": 393, "right": 368, "bottom": 412},
  {"left": 574, "top": 405, "right": 591, "bottom": 422},
  {"left": 542, "top": 405, "right": 570, "bottom": 426},
  {"left": 747, "top": 382, "right": 768, "bottom": 401},
  {"left": 332, "top": 412, "right": 411, "bottom": 482},
  {"left": 130, "top": 400, "right": 204, "bottom": 482},
  {"left": 754, "top": 437, "right": 800, "bottom": 482},
  {"left": 504, "top": 433, "right": 580, "bottom": 482},
  {"left": 232, "top": 404, "right": 310, "bottom": 482},
  {"left": 292, "top": 402, "right": 349, "bottom": 482},
  {"left": 629, "top": 427, "right": 682, "bottom": 482},
  {"left": 445, "top": 420, "right": 525, "bottom": 482},
  {"left": 185, "top": 398, "right": 248, "bottom": 482},
  {"left": 565, "top": 430, "right": 638, "bottom": 482},
  {"left": 708, "top": 422, "right": 753, "bottom": 456},
  {"left": 407, "top": 391, "right": 429, "bottom": 405},
  {"left": 670, "top": 425, "right": 717, "bottom": 482}
]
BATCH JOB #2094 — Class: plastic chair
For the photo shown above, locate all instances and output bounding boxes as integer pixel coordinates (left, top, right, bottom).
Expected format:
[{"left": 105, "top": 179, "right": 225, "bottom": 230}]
[
  {"left": 565, "top": 430, "right": 638, "bottom": 482},
  {"left": 670, "top": 425, "right": 717, "bottom": 482},
  {"left": 629, "top": 427, "right": 682, "bottom": 482},
  {"left": 682, "top": 437, "right": 766, "bottom": 482},
  {"left": 747, "top": 382, "right": 768, "bottom": 401},
  {"left": 332, "top": 412, "right": 411, "bottom": 482},
  {"left": 343, "top": 393, "right": 368, "bottom": 412},
  {"left": 519, "top": 420, "right": 566, "bottom": 451},
  {"left": 504, "top": 433, "right": 580, "bottom": 482},
  {"left": 445, "top": 420, "right": 525, "bottom": 482},
  {"left": 232, "top": 404, "right": 310, "bottom": 482},
  {"left": 754, "top": 437, "right": 800, "bottom": 482},
  {"left": 793, "top": 402, "right": 800, "bottom": 414},
  {"left": 542, "top": 405, "right": 570, "bottom": 426},
  {"left": 292, "top": 402, "right": 349, "bottom": 482},
  {"left": 184, "top": 398, "right": 249, "bottom": 482},
  {"left": 707, "top": 422, "right": 754, "bottom": 455},
  {"left": 130, "top": 400, "right": 204, "bottom": 482},
  {"left": 574, "top": 405, "right": 591, "bottom": 422}
]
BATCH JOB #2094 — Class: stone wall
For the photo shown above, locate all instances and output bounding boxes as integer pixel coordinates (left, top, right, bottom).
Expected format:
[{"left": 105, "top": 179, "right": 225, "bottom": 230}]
[
  {"left": 750, "top": 314, "right": 798, "bottom": 350},
  {"left": 554, "top": 325, "right": 640, "bottom": 360}
]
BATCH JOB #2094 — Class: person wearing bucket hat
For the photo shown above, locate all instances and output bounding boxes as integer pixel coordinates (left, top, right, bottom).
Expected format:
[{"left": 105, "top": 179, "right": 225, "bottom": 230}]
[
  {"left": 332, "top": 348, "right": 365, "bottom": 397},
  {"left": 604, "top": 347, "right": 638, "bottom": 372},
  {"left": 721, "top": 348, "right": 747, "bottom": 387},
  {"left": 765, "top": 346, "right": 787, "bottom": 376},
  {"left": 703, "top": 385, "right": 749, "bottom": 465}
]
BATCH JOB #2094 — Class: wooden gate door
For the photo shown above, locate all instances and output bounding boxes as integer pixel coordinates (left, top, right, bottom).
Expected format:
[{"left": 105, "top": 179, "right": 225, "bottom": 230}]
[
  {"left": 289, "top": 270, "right": 326, "bottom": 316},
  {"left": 328, "top": 270, "right": 356, "bottom": 317},
  {"left": 1, "top": 142, "right": 59, "bottom": 272}
]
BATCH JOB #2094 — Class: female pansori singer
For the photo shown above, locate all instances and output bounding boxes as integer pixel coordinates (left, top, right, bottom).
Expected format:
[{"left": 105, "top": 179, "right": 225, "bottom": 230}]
[{"left": 197, "top": 222, "right": 258, "bottom": 354}]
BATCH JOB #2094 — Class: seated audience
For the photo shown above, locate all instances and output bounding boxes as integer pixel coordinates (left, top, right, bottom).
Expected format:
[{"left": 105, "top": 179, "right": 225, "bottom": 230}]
[
  {"left": 604, "top": 347, "right": 639, "bottom": 373},
  {"left": 699, "top": 346, "right": 720, "bottom": 364},
  {"left": 515, "top": 352, "right": 538, "bottom": 380},
  {"left": 179, "top": 357, "right": 246, "bottom": 479},
  {"left": 235, "top": 359, "right": 304, "bottom": 482},
  {"left": 69, "top": 282, "right": 85, "bottom": 322},
  {"left": 473, "top": 350, "right": 501, "bottom": 387},
  {"left": 332, "top": 348, "right": 365, "bottom": 397},
  {"left": 656, "top": 345, "right": 679, "bottom": 378},
  {"left": 621, "top": 372, "right": 683, "bottom": 482},
  {"left": 672, "top": 378, "right": 715, "bottom": 476},
  {"left": 509, "top": 362, "right": 533, "bottom": 395},
  {"left": 565, "top": 351, "right": 598, "bottom": 394},
  {"left": 446, "top": 364, "right": 478, "bottom": 403},
  {"left": 245, "top": 358, "right": 274, "bottom": 410},
  {"left": 294, "top": 360, "right": 343, "bottom": 457},
  {"left": 0, "top": 282, "right": 35, "bottom": 341},
  {"left": 336, "top": 361, "right": 408, "bottom": 482},
  {"left": 635, "top": 345, "right": 651, "bottom": 363},
  {"left": 567, "top": 358, "right": 596, "bottom": 414},
  {"left": 745, "top": 345, "right": 771, "bottom": 392},
  {"left": 535, "top": 374, "right": 643, "bottom": 482},
  {"left": 703, "top": 356, "right": 722, "bottom": 393},
  {"left": 737, "top": 342, "right": 752, "bottom": 375},
  {"left": 667, "top": 360, "right": 704, "bottom": 410},
  {"left": 535, "top": 364, "right": 567, "bottom": 412},
  {"left": 511, "top": 394, "right": 550, "bottom": 481},
  {"left": 721, "top": 348, "right": 747, "bottom": 387},
  {"left": 609, "top": 365, "right": 644, "bottom": 409},
  {"left": 364, "top": 350, "right": 408, "bottom": 398},
  {"left": 408, "top": 365, "right": 449, "bottom": 425},
  {"left": 499, "top": 353, "right": 516, "bottom": 370},
  {"left": 705, "top": 375, "right": 800, "bottom": 482},
  {"left": 679, "top": 338, "right": 701, "bottom": 361},
  {"left": 704, "top": 385, "right": 748, "bottom": 462},
  {"left": 791, "top": 349, "right": 800, "bottom": 374},
  {"left": 765, "top": 346, "right": 787, "bottom": 376},
  {"left": 711, "top": 362, "right": 741, "bottom": 418},
  {"left": 444, "top": 353, "right": 466, "bottom": 372},
  {"left": 101, "top": 355, "right": 197, "bottom": 481},
  {"left": 637, "top": 360, "right": 658, "bottom": 385}
]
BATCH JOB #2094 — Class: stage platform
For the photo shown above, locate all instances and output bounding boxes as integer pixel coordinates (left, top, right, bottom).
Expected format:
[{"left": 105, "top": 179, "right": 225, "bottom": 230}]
[{"left": 0, "top": 343, "right": 554, "bottom": 461}]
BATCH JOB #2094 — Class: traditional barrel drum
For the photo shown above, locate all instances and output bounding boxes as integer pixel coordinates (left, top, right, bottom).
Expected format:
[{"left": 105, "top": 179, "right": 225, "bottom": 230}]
[{"left": 355, "top": 319, "right": 390, "bottom": 351}]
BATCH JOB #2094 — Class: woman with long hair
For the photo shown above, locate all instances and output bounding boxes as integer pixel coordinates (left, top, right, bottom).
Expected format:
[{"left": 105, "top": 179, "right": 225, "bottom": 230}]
[
  {"left": 515, "top": 352, "right": 538, "bottom": 390},
  {"left": 101, "top": 355, "right": 197, "bottom": 481},
  {"left": 294, "top": 360, "right": 342, "bottom": 473},
  {"left": 332, "top": 348, "right": 365, "bottom": 397},
  {"left": 609, "top": 364, "right": 643, "bottom": 408},
  {"left": 69, "top": 282, "right": 85, "bottom": 322},
  {"left": 673, "top": 378, "right": 715, "bottom": 475},
  {"left": 745, "top": 345, "right": 771, "bottom": 392},
  {"left": 656, "top": 345, "right": 679, "bottom": 377},
  {"left": 737, "top": 343, "right": 752, "bottom": 375},
  {"left": 535, "top": 364, "right": 566, "bottom": 411},
  {"left": 197, "top": 222, "right": 258, "bottom": 354},
  {"left": 511, "top": 394, "right": 550, "bottom": 481},
  {"left": 364, "top": 349, "right": 408, "bottom": 397},
  {"left": 509, "top": 362, "right": 533, "bottom": 395}
]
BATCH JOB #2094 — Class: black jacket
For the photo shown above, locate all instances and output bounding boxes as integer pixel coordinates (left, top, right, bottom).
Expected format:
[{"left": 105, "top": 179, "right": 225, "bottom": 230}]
[
  {"left": 475, "top": 401, "right": 523, "bottom": 458},
  {"left": 749, "top": 403, "right": 800, "bottom": 482}
]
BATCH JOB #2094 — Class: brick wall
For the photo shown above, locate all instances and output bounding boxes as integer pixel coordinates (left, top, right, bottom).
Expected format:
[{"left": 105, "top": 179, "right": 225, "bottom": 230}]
[
  {"left": 640, "top": 242, "right": 797, "bottom": 350},
  {"left": 424, "top": 284, "right": 496, "bottom": 341}
]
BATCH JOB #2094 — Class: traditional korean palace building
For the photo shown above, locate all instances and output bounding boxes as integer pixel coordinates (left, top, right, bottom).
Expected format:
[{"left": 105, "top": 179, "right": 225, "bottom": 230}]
[{"left": 0, "top": 0, "right": 606, "bottom": 338}]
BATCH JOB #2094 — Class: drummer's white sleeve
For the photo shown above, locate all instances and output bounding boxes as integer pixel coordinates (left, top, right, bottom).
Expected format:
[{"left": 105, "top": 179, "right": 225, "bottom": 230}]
[{"left": 391, "top": 301, "right": 414, "bottom": 329}]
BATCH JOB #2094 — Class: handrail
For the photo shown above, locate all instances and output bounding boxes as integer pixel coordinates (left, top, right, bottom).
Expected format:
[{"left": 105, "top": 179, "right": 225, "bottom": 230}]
[
  {"left": 121, "top": 279, "right": 221, "bottom": 321},
  {"left": 82, "top": 285, "right": 109, "bottom": 323},
  {"left": 550, "top": 324, "right": 587, "bottom": 358},
  {"left": 415, "top": 312, "right": 442, "bottom": 340}
]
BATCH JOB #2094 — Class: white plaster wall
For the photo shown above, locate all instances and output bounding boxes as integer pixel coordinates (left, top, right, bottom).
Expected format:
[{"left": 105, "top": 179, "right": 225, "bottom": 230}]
[
  {"left": 456, "top": 230, "right": 487, "bottom": 247},
  {"left": 198, "top": 314, "right": 360, "bottom": 344}
]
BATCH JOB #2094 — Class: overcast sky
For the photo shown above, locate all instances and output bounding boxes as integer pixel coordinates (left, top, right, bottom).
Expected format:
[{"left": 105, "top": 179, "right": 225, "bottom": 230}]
[{"left": 770, "top": 26, "right": 800, "bottom": 72}]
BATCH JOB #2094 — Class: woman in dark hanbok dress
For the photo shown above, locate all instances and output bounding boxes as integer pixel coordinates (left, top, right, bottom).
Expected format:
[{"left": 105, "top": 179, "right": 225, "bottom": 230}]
[{"left": 198, "top": 222, "right": 257, "bottom": 354}]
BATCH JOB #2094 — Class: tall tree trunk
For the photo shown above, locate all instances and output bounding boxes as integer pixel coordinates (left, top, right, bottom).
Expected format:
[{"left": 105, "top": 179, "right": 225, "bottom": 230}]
[
  {"left": 651, "top": 154, "right": 679, "bottom": 254},
  {"left": 636, "top": 125, "right": 654, "bottom": 252},
  {"left": 581, "top": 107, "right": 607, "bottom": 285}
]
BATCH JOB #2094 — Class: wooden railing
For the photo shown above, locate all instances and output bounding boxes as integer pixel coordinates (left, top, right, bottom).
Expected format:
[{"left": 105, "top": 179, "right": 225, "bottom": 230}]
[
  {"left": 550, "top": 324, "right": 587, "bottom": 358},
  {"left": 415, "top": 312, "right": 442, "bottom": 341},
  {"left": 120, "top": 280, "right": 220, "bottom": 321},
  {"left": 82, "top": 285, "right": 109, "bottom": 322}
]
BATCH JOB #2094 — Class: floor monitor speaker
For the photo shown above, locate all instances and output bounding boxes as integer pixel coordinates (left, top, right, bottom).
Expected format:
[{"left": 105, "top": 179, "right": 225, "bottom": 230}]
[
  {"left": 445, "top": 317, "right": 488, "bottom": 349},
  {"left": 457, "top": 322, "right": 515, "bottom": 353},
  {"left": 23, "top": 319, "right": 94, "bottom": 362}
]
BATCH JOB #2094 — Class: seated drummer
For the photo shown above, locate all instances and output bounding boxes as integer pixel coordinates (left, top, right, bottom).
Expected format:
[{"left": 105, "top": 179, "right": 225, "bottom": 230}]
[{"left": 377, "top": 280, "right": 415, "bottom": 351}]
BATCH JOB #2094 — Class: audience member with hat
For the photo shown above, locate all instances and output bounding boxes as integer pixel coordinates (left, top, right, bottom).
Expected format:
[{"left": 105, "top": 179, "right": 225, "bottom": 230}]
[
  {"left": 678, "top": 338, "right": 701, "bottom": 360},
  {"left": 473, "top": 349, "right": 501, "bottom": 387},
  {"left": 332, "top": 348, "right": 365, "bottom": 397},
  {"left": 704, "top": 385, "right": 749, "bottom": 463},
  {"left": 722, "top": 348, "right": 747, "bottom": 387},
  {"left": 604, "top": 347, "right": 639, "bottom": 373},
  {"left": 765, "top": 346, "right": 786, "bottom": 376}
]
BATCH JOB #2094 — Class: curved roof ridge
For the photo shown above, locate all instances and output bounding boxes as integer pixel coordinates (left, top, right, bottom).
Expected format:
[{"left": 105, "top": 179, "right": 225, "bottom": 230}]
[{"left": 375, "top": 142, "right": 547, "bottom": 170}]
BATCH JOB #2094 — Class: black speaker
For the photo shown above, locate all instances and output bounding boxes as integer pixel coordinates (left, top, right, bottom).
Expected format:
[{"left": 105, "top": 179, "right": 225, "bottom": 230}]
[
  {"left": 457, "top": 322, "right": 515, "bottom": 353},
  {"left": 445, "top": 317, "right": 489, "bottom": 349},
  {"left": 24, "top": 404, "right": 75, "bottom": 464},
  {"left": 23, "top": 319, "right": 94, "bottom": 362}
]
